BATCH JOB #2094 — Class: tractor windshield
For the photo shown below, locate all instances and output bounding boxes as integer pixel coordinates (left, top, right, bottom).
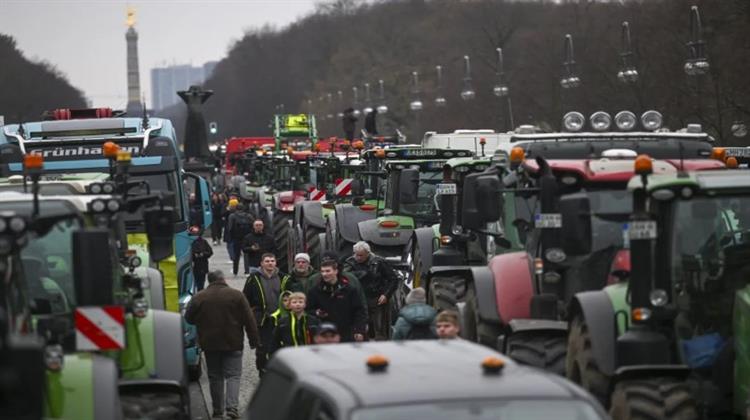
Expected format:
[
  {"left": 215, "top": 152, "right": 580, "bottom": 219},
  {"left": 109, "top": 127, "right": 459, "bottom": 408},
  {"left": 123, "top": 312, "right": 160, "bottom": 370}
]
[
  {"left": 586, "top": 189, "right": 632, "bottom": 252},
  {"left": 671, "top": 195, "right": 750, "bottom": 294},
  {"left": 400, "top": 170, "right": 443, "bottom": 219}
]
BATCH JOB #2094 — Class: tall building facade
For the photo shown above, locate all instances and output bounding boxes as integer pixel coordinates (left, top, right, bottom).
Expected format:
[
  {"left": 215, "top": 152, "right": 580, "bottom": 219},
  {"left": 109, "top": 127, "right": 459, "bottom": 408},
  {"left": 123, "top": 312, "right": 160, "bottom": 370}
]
[
  {"left": 125, "top": 8, "right": 142, "bottom": 116},
  {"left": 150, "top": 62, "right": 217, "bottom": 111}
]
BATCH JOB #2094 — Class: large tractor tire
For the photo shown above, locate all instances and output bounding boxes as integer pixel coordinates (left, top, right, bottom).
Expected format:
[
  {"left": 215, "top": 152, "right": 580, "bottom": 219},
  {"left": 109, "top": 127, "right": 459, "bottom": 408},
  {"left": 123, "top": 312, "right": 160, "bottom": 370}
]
[
  {"left": 428, "top": 275, "right": 465, "bottom": 312},
  {"left": 303, "top": 223, "right": 324, "bottom": 268},
  {"left": 408, "top": 240, "right": 426, "bottom": 289},
  {"left": 506, "top": 331, "right": 567, "bottom": 376},
  {"left": 566, "top": 316, "right": 611, "bottom": 406},
  {"left": 610, "top": 378, "right": 698, "bottom": 420},
  {"left": 121, "top": 390, "right": 187, "bottom": 420},
  {"left": 273, "top": 212, "right": 293, "bottom": 272}
]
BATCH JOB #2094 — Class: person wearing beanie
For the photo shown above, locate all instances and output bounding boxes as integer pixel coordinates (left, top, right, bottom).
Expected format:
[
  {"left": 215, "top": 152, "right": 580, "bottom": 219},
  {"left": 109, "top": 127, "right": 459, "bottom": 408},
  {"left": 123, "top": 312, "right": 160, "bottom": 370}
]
[
  {"left": 391, "top": 287, "right": 437, "bottom": 340},
  {"left": 282, "top": 253, "right": 317, "bottom": 294}
]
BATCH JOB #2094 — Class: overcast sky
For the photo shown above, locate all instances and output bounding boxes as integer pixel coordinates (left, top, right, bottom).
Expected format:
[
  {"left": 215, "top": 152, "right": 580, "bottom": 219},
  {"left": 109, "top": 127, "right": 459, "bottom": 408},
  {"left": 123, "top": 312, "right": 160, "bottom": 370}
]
[{"left": 0, "top": 0, "right": 320, "bottom": 108}]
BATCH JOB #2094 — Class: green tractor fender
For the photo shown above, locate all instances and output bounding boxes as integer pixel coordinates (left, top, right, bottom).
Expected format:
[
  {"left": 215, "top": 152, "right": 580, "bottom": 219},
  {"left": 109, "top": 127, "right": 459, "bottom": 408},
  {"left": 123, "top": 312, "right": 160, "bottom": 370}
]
[
  {"left": 568, "top": 290, "right": 618, "bottom": 376},
  {"left": 46, "top": 353, "right": 122, "bottom": 420},
  {"left": 133, "top": 267, "right": 166, "bottom": 311}
]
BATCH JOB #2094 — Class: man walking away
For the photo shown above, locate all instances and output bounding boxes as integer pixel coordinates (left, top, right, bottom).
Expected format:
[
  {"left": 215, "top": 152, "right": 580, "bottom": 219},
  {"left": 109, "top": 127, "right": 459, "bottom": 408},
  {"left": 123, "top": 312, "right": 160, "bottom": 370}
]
[
  {"left": 307, "top": 260, "right": 367, "bottom": 342},
  {"left": 342, "top": 108, "right": 358, "bottom": 141},
  {"left": 190, "top": 227, "right": 213, "bottom": 292},
  {"left": 435, "top": 310, "right": 461, "bottom": 340},
  {"left": 243, "top": 253, "right": 290, "bottom": 374},
  {"left": 241, "top": 219, "right": 275, "bottom": 273},
  {"left": 223, "top": 198, "right": 239, "bottom": 263},
  {"left": 210, "top": 193, "right": 226, "bottom": 245},
  {"left": 226, "top": 203, "right": 253, "bottom": 276},
  {"left": 344, "top": 241, "right": 399, "bottom": 340},
  {"left": 391, "top": 287, "right": 437, "bottom": 340},
  {"left": 184, "top": 271, "right": 259, "bottom": 419},
  {"left": 271, "top": 292, "right": 319, "bottom": 354}
]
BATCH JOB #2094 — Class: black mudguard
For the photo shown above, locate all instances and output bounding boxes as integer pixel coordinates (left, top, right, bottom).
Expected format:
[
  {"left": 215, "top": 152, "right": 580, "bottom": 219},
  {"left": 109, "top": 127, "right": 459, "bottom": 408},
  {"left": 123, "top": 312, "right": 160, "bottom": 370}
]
[
  {"left": 569, "top": 290, "right": 617, "bottom": 376},
  {"left": 300, "top": 201, "right": 325, "bottom": 230},
  {"left": 411, "top": 227, "right": 436, "bottom": 279},
  {"left": 508, "top": 319, "right": 567, "bottom": 334},
  {"left": 427, "top": 266, "right": 501, "bottom": 325},
  {"left": 334, "top": 204, "right": 374, "bottom": 244}
]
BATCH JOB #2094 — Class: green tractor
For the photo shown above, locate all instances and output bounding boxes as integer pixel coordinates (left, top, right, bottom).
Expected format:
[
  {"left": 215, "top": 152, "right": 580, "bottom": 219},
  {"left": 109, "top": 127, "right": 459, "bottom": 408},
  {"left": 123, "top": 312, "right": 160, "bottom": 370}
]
[{"left": 564, "top": 160, "right": 748, "bottom": 417}]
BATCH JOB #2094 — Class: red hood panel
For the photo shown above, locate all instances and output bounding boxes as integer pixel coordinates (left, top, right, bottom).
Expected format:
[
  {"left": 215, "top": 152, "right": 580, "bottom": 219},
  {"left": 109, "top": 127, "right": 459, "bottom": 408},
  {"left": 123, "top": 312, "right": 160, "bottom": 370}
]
[{"left": 488, "top": 252, "right": 533, "bottom": 323}]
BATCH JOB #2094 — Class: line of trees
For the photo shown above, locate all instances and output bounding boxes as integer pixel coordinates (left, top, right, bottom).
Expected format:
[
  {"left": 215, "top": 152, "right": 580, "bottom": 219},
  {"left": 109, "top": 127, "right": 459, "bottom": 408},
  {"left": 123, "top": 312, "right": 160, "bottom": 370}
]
[
  {"left": 163, "top": 0, "right": 750, "bottom": 145},
  {"left": 0, "top": 34, "right": 86, "bottom": 123}
]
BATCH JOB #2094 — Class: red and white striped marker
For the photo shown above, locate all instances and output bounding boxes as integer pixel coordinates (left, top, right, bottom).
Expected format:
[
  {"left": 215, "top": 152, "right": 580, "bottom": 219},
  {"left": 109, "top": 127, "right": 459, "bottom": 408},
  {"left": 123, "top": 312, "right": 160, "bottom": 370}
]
[
  {"left": 309, "top": 188, "right": 326, "bottom": 201},
  {"left": 335, "top": 178, "right": 354, "bottom": 196},
  {"left": 75, "top": 306, "right": 126, "bottom": 351}
]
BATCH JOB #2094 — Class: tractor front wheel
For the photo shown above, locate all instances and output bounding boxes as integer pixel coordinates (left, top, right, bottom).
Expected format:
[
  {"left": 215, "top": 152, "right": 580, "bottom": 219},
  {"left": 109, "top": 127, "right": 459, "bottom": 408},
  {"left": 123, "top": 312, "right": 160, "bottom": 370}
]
[{"left": 610, "top": 378, "right": 698, "bottom": 420}]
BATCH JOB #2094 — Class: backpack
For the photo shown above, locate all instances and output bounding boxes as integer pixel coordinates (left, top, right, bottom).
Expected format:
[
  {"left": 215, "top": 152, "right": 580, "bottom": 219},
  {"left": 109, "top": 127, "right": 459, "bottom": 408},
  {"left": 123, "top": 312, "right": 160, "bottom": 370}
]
[
  {"left": 232, "top": 213, "right": 252, "bottom": 239},
  {"left": 405, "top": 323, "right": 437, "bottom": 340}
]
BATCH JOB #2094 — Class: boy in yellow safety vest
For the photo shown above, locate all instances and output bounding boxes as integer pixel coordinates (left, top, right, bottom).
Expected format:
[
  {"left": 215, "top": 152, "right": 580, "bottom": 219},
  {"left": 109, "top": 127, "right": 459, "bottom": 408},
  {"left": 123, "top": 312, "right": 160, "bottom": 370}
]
[{"left": 271, "top": 292, "right": 320, "bottom": 354}]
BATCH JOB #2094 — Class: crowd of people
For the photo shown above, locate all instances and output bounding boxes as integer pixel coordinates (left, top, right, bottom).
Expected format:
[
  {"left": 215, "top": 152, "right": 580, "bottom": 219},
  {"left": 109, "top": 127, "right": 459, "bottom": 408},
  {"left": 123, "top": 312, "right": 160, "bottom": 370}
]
[{"left": 186, "top": 191, "right": 461, "bottom": 418}]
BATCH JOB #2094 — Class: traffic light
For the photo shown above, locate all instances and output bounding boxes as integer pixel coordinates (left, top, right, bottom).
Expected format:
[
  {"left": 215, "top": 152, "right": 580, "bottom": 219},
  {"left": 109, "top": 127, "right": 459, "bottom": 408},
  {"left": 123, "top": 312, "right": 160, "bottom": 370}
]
[{"left": 209, "top": 121, "right": 218, "bottom": 134}]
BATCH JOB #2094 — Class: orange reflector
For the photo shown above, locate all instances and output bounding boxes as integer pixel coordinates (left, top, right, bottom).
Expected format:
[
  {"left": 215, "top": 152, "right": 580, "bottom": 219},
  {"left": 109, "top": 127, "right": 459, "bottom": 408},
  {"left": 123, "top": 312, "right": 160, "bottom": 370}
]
[
  {"left": 480, "top": 137, "right": 487, "bottom": 145},
  {"left": 287, "top": 147, "right": 295, "bottom": 156},
  {"left": 322, "top": 203, "right": 335, "bottom": 210},
  {"left": 481, "top": 356, "right": 505, "bottom": 374},
  {"left": 23, "top": 154, "right": 43, "bottom": 170},
  {"left": 375, "top": 148, "right": 386, "bottom": 159},
  {"left": 534, "top": 257, "right": 543, "bottom": 275},
  {"left": 313, "top": 144, "right": 321, "bottom": 153},
  {"left": 632, "top": 307, "right": 652, "bottom": 322},
  {"left": 510, "top": 147, "right": 525, "bottom": 164},
  {"left": 379, "top": 220, "right": 399, "bottom": 228},
  {"left": 125, "top": 249, "right": 137, "bottom": 257},
  {"left": 366, "top": 354, "right": 389, "bottom": 371},
  {"left": 103, "top": 141, "right": 120, "bottom": 159},
  {"left": 726, "top": 156, "right": 738, "bottom": 169},
  {"left": 116, "top": 151, "right": 132, "bottom": 163},
  {"left": 711, "top": 147, "right": 726, "bottom": 162},
  {"left": 360, "top": 204, "right": 377, "bottom": 211},
  {"left": 353, "top": 140, "right": 365, "bottom": 150},
  {"left": 634, "top": 154, "right": 653, "bottom": 175},
  {"left": 440, "top": 235, "right": 452, "bottom": 245}
]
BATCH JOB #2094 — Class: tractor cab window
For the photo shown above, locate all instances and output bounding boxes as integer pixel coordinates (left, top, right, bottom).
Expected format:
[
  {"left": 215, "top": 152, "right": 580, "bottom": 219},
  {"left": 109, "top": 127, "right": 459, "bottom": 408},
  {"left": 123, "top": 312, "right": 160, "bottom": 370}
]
[{"left": 586, "top": 189, "right": 632, "bottom": 252}]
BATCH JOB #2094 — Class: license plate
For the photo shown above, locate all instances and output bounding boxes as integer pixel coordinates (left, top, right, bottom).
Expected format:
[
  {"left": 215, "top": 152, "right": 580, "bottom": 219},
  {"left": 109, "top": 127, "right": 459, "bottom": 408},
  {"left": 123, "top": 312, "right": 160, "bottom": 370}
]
[
  {"left": 436, "top": 183, "right": 457, "bottom": 195},
  {"left": 535, "top": 213, "right": 562, "bottom": 228},
  {"left": 726, "top": 148, "right": 750, "bottom": 157},
  {"left": 628, "top": 221, "right": 657, "bottom": 240}
]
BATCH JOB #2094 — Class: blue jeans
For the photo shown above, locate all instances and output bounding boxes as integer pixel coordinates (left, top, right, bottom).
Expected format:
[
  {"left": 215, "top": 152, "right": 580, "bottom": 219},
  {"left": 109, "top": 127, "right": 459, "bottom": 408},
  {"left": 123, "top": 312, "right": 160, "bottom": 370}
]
[
  {"left": 226, "top": 241, "right": 236, "bottom": 261},
  {"left": 205, "top": 350, "right": 243, "bottom": 413}
]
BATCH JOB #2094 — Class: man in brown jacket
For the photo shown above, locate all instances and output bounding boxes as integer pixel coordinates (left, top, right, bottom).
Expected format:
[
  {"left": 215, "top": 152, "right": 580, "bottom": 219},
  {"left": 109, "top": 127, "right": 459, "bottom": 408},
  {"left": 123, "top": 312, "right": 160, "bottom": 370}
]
[{"left": 185, "top": 270, "right": 259, "bottom": 419}]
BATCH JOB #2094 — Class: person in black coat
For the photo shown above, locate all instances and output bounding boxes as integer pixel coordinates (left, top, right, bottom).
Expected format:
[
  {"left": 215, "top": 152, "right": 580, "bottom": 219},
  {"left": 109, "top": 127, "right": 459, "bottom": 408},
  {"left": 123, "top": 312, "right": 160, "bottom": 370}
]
[
  {"left": 342, "top": 108, "right": 358, "bottom": 141},
  {"left": 306, "top": 260, "right": 367, "bottom": 342},
  {"left": 210, "top": 193, "right": 227, "bottom": 245},
  {"left": 241, "top": 219, "right": 275, "bottom": 270},
  {"left": 364, "top": 108, "right": 378, "bottom": 135},
  {"left": 191, "top": 228, "right": 214, "bottom": 291}
]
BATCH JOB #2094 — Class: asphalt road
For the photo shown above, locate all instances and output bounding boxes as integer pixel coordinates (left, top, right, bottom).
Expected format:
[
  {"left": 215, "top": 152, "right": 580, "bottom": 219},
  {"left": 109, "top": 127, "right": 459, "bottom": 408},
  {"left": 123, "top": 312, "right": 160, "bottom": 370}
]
[{"left": 190, "top": 239, "right": 261, "bottom": 419}]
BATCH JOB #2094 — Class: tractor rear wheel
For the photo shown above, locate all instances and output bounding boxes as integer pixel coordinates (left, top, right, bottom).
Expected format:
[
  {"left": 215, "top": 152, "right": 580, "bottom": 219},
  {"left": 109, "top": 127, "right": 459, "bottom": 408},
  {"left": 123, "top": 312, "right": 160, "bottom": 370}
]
[
  {"left": 273, "top": 212, "right": 292, "bottom": 272},
  {"left": 506, "top": 331, "right": 566, "bottom": 376},
  {"left": 566, "top": 316, "right": 611, "bottom": 406},
  {"left": 463, "top": 284, "right": 502, "bottom": 348},
  {"left": 610, "top": 378, "right": 698, "bottom": 420},
  {"left": 303, "top": 223, "right": 324, "bottom": 267},
  {"left": 428, "top": 275, "right": 465, "bottom": 312}
]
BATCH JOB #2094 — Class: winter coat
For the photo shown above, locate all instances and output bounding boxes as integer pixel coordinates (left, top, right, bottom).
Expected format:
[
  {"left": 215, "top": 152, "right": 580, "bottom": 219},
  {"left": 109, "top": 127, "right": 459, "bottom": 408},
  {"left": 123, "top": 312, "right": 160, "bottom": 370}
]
[
  {"left": 191, "top": 237, "right": 213, "bottom": 273},
  {"left": 306, "top": 276, "right": 367, "bottom": 342},
  {"left": 391, "top": 303, "right": 438, "bottom": 340},
  {"left": 271, "top": 312, "right": 320, "bottom": 353},
  {"left": 225, "top": 210, "right": 253, "bottom": 241},
  {"left": 343, "top": 254, "right": 399, "bottom": 299},
  {"left": 241, "top": 230, "right": 275, "bottom": 267},
  {"left": 283, "top": 266, "right": 316, "bottom": 294},
  {"left": 342, "top": 113, "right": 358, "bottom": 133},
  {"left": 184, "top": 282, "right": 260, "bottom": 351},
  {"left": 243, "top": 269, "right": 289, "bottom": 328},
  {"left": 306, "top": 270, "right": 368, "bottom": 315}
]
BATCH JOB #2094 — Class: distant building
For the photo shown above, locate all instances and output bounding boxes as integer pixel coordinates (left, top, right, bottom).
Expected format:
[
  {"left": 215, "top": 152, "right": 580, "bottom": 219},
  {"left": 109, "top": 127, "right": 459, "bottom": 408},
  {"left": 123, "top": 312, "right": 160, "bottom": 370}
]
[{"left": 150, "top": 62, "right": 218, "bottom": 111}]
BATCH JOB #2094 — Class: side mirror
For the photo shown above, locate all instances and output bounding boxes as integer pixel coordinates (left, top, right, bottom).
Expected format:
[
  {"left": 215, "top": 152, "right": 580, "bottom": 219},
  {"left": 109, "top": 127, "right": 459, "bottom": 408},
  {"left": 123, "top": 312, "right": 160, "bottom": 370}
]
[
  {"left": 144, "top": 207, "right": 175, "bottom": 262},
  {"left": 462, "top": 172, "right": 502, "bottom": 230},
  {"left": 398, "top": 168, "right": 419, "bottom": 204},
  {"left": 73, "top": 229, "right": 114, "bottom": 306},
  {"left": 560, "top": 194, "right": 592, "bottom": 256}
]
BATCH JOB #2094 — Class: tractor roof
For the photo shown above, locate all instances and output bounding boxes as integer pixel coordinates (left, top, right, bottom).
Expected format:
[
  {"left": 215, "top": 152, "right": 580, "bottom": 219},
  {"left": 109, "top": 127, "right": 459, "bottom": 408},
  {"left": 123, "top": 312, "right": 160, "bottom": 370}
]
[
  {"left": 631, "top": 168, "right": 750, "bottom": 193},
  {"left": 523, "top": 158, "right": 724, "bottom": 184}
]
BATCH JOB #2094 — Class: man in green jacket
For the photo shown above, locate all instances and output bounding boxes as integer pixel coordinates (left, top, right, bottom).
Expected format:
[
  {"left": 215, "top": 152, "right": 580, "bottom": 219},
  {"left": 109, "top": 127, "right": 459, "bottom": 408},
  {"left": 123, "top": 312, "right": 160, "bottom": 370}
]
[{"left": 185, "top": 270, "right": 259, "bottom": 419}]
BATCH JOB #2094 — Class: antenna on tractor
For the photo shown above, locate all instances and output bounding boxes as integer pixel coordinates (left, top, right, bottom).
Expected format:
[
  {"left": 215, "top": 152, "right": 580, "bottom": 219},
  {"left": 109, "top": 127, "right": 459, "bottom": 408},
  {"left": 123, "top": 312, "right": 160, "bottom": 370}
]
[{"left": 141, "top": 95, "right": 150, "bottom": 130}]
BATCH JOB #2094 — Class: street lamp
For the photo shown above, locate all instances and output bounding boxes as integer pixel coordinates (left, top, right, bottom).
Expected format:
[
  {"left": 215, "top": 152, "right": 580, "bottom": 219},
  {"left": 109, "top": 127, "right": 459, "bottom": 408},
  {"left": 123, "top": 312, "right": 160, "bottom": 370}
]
[
  {"left": 377, "top": 80, "right": 388, "bottom": 114},
  {"left": 617, "top": 22, "right": 639, "bottom": 84},
  {"left": 363, "top": 83, "right": 373, "bottom": 115},
  {"left": 326, "top": 93, "right": 334, "bottom": 120},
  {"left": 493, "top": 48, "right": 514, "bottom": 130},
  {"left": 435, "top": 65, "right": 447, "bottom": 107},
  {"left": 352, "top": 87, "right": 361, "bottom": 117},
  {"left": 460, "top": 55, "right": 476, "bottom": 101},
  {"left": 684, "top": 6, "right": 709, "bottom": 76},
  {"left": 410, "top": 71, "right": 423, "bottom": 111},
  {"left": 561, "top": 34, "right": 581, "bottom": 89}
]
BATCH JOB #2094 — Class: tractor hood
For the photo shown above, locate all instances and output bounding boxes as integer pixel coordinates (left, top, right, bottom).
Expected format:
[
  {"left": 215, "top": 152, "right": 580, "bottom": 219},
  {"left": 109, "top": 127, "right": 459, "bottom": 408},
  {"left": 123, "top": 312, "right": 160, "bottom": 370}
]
[{"left": 274, "top": 190, "right": 306, "bottom": 212}]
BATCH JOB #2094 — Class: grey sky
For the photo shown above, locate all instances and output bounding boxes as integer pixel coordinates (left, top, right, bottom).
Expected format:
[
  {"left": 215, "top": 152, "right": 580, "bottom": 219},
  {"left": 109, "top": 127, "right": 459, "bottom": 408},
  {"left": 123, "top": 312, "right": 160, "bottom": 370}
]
[{"left": 0, "top": 0, "right": 320, "bottom": 109}]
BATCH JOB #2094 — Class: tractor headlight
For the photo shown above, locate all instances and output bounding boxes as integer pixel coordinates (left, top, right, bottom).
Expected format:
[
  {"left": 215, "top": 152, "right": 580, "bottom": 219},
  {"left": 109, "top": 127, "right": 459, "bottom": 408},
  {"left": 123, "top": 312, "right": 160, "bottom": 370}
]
[
  {"left": 649, "top": 289, "right": 668, "bottom": 307},
  {"left": 641, "top": 110, "right": 663, "bottom": 131},
  {"left": 90, "top": 199, "right": 106, "bottom": 213},
  {"left": 590, "top": 111, "right": 612, "bottom": 132},
  {"left": 545, "top": 248, "right": 567, "bottom": 264},
  {"left": 9, "top": 217, "right": 25, "bottom": 233},
  {"left": 106, "top": 199, "right": 120, "bottom": 212},
  {"left": 562, "top": 112, "right": 585, "bottom": 132},
  {"left": 614, "top": 111, "right": 637, "bottom": 131}
]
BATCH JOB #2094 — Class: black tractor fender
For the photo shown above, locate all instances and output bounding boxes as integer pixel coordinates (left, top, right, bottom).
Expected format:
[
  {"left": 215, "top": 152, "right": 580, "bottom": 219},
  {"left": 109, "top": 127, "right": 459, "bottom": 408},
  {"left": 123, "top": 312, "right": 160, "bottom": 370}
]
[
  {"left": 508, "top": 319, "right": 567, "bottom": 335},
  {"left": 613, "top": 365, "right": 691, "bottom": 385},
  {"left": 411, "top": 227, "right": 436, "bottom": 281},
  {"left": 299, "top": 201, "right": 326, "bottom": 230},
  {"left": 334, "top": 204, "right": 374, "bottom": 244},
  {"left": 427, "top": 266, "right": 501, "bottom": 325},
  {"left": 151, "top": 310, "right": 188, "bottom": 388},
  {"left": 568, "top": 290, "right": 617, "bottom": 376}
]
